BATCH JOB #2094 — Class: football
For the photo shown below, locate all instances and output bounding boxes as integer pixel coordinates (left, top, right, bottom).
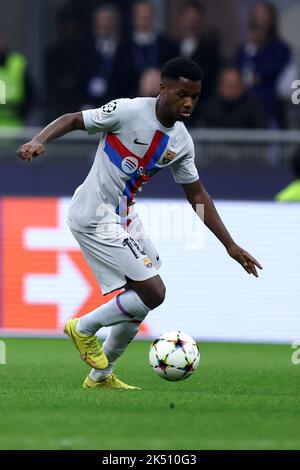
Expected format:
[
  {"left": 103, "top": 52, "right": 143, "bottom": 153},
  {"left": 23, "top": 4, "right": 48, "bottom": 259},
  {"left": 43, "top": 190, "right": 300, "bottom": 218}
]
[{"left": 149, "top": 330, "right": 200, "bottom": 381}]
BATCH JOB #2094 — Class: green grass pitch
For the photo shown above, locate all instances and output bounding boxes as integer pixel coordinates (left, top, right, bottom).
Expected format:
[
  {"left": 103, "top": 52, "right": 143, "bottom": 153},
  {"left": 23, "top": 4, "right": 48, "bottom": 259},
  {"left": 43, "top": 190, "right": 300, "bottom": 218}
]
[{"left": 0, "top": 338, "right": 299, "bottom": 450}]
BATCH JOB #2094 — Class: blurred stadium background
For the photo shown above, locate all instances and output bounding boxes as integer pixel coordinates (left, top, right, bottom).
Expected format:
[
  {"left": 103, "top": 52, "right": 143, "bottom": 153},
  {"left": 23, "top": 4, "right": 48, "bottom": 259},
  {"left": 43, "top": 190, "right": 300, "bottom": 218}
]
[
  {"left": 1, "top": 0, "right": 300, "bottom": 452},
  {"left": 0, "top": 0, "right": 299, "bottom": 342}
]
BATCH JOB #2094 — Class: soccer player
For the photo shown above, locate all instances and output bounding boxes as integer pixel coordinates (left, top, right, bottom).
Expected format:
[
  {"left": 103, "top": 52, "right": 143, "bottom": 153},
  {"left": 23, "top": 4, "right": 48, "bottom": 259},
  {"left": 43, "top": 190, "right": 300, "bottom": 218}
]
[{"left": 17, "top": 58, "right": 262, "bottom": 390}]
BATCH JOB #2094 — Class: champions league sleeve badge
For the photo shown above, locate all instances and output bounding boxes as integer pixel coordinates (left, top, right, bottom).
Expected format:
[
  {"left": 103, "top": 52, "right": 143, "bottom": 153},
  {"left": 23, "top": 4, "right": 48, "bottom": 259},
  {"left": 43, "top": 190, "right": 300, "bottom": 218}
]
[{"left": 101, "top": 101, "right": 118, "bottom": 115}]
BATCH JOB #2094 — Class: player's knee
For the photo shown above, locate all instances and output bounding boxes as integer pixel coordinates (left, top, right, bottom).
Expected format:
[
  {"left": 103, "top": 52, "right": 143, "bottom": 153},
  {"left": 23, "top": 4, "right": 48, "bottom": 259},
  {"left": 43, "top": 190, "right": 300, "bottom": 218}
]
[
  {"left": 128, "top": 276, "right": 166, "bottom": 310},
  {"left": 146, "top": 283, "right": 166, "bottom": 309},
  {"left": 156, "top": 283, "right": 166, "bottom": 306}
]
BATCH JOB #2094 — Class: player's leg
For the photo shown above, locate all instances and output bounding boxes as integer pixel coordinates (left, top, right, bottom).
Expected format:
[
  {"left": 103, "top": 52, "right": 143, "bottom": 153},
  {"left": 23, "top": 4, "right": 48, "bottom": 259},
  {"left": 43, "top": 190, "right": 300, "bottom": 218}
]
[
  {"left": 65, "top": 228, "right": 163, "bottom": 381},
  {"left": 83, "top": 320, "right": 141, "bottom": 390},
  {"left": 66, "top": 275, "right": 164, "bottom": 376},
  {"left": 82, "top": 276, "right": 165, "bottom": 389},
  {"left": 77, "top": 274, "right": 165, "bottom": 335},
  {"left": 64, "top": 318, "right": 109, "bottom": 370}
]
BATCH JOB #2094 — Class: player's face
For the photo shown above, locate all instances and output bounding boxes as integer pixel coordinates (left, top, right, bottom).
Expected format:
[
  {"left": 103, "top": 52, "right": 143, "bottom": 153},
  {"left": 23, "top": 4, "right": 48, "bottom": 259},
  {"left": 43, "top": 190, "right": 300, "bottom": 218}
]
[{"left": 159, "top": 77, "right": 202, "bottom": 122}]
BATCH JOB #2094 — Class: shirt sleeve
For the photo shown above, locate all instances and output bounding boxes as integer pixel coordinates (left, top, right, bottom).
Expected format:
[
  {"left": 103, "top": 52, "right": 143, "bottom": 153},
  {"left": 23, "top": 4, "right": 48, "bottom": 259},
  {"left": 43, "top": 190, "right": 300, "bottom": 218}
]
[
  {"left": 170, "top": 136, "right": 199, "bottom": 184},
  {"left": 82, "top": 98, "right": 130, "bottom": 135}
]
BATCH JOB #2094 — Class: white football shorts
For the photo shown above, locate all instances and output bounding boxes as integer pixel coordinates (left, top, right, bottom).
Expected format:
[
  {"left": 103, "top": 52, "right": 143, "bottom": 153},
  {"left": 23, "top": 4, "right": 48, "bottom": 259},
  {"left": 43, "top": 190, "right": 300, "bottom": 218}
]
[{"left": 70, "top": 217, "right": 161, "bottom": 295}]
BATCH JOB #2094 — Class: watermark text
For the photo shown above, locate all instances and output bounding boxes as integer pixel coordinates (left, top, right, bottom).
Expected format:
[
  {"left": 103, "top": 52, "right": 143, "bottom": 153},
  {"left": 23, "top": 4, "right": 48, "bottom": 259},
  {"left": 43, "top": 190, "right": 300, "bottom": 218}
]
[
  {"left": 291, "top": 80, "right": 300, "bottom": 105},
  {"left": 291, "top": 339, "right": 300, "bottom": 365},
  {"left": 0, "top": 340, "right": 6, "bottom": 364},
  {"left": 0, "top": 80, "right": 6, "bottom": 104}
]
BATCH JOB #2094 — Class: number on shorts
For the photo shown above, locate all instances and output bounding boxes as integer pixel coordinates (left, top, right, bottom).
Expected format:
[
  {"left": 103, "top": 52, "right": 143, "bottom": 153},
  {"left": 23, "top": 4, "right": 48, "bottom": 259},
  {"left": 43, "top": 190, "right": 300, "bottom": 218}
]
[{"left": 122, "top": 237, "right": 145, "bottom": 259}]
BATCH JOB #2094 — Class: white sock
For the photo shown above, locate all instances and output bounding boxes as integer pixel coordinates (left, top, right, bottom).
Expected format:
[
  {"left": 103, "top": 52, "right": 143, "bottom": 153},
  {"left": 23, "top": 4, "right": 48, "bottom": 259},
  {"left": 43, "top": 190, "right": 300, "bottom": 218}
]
[
  {"left": 89, "top": 321, "right": 140, "bottom": 381},
  {"left": 76, "top": 289, "right": 150, "bottom": 336}
]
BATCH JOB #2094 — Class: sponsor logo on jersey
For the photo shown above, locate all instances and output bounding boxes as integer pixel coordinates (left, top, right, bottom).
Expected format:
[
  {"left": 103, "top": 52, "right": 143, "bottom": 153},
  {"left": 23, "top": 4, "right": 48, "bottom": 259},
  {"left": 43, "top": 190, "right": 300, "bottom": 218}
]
[
  {"left": 143, "top": 256, "right": 153, "bottom": 268},
  {"left": 121, "top": 156, "right": 139, "bottom": 174},
  {"left": 101, "top": 100, "right": 117, "bottom": 114},
  {"left": 134, "top": 138, "right": 148, "bottom": 146},
  {"left": 91, "top": 109, "right": 102, "bottom": 121},
  {"left": 161, "top": 150, "right": 176, "bottom": 165},
  {"left": 137, "top": 166, "right": 145, "bottom": 176}
]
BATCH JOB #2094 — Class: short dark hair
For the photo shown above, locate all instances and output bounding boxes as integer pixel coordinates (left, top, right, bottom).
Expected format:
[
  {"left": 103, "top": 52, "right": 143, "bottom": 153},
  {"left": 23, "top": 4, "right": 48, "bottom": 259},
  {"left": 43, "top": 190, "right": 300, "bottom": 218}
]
[{"left": 161, "top": 57, "right": 204, "bottom": 82}]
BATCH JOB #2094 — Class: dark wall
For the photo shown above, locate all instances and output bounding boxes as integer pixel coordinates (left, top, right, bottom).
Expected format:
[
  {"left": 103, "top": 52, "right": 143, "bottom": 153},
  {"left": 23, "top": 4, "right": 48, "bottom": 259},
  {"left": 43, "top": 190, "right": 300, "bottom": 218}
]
[{"left": 0, "top": 157, "right": 293, "bottom": 200}]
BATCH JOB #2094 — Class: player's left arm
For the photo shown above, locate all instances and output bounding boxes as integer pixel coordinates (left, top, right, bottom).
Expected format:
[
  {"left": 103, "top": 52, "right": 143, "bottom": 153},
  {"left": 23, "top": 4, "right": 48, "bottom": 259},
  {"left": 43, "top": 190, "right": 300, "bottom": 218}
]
[{"left": 182, "top": 179, "right": 263, "bottom": 277}]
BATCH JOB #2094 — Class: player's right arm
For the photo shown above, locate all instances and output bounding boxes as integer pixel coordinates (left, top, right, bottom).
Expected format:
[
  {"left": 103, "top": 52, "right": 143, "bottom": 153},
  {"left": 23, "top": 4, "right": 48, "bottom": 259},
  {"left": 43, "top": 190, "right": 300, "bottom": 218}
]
[{"left": 17, "top": 112, "right": 84, "bottom": 162}]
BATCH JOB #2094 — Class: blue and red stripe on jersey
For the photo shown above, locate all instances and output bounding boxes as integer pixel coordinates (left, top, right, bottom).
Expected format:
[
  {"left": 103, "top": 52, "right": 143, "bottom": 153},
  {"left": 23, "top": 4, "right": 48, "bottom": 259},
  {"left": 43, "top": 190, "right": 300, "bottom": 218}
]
[
  {"left": 104, "top": 131, "right": 169, "bottom": 223},
  {"left": 104, "top": 130, "right": 169, "bottom": 177}
]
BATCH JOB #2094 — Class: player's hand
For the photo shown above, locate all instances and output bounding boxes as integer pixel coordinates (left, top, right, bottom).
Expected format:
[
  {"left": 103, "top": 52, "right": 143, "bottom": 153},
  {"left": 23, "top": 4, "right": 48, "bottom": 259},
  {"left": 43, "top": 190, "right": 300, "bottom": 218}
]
[
  {"left": 226, "top": 242, "right": 263, "bottom": 277},
  {"left": 17, "top": 139, "right": 45, "bottom": 162}
]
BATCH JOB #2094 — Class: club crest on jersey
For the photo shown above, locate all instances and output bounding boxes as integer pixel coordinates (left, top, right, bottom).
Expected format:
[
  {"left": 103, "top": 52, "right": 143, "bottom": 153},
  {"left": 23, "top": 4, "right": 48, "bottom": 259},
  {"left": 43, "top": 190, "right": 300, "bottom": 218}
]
[
  {"left": 161, "top": 150, "right": 176, "bottom": 165},
  {"left": 121, "top": 156, "right": 139, "bottom": 174},
  {"left": 137, "top": 166, "right": 145, "bottom": 176},
  {"left": 137, "top": 166, "right": 150, "bottom": 176},
  {"left": 101, "top": 100, "right": 117, "bottom": 114},
  {"left": 143, "top": 256, "right": 153, "bottom": 268}
]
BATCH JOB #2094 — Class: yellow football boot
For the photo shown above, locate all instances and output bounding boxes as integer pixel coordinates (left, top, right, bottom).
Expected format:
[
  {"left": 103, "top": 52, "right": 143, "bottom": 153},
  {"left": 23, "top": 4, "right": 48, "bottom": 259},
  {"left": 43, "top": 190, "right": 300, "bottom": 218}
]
[
  {"left": 64, "top": 318, "right": 108, "bottom": 369},
  {"left": 83, "top": 374, "right": 141, "bottom": 390}
]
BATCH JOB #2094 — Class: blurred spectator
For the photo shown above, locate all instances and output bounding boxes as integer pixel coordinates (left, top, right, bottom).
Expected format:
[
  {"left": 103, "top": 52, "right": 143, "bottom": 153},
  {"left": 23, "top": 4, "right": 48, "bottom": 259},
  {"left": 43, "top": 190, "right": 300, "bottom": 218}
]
[
  {"left": 275, "top": 148, "right": 300, "bottom": 202},
  {"left": 236, "top": 1, "right": 294, "bottom": 128},
  {"left": 84, "top": 4, "right": 130, "bottom": 107},
  {"left": 46, "top": 8, "right": 87, "bottom": 120},
  {"left": 138, "top": 67, "right": 161, "bottom": 97},
  {"left": 178, "top": 1, "right": 221, "bottom": 100},
  {"left": 0, "top": 26, "right": 35, "bottom": 127},
  {"left": 127, "top": 0, "right": 178, "bottom": 96},
  {"left": 197, "top": 67, "right": 267, "bottom": 129}
]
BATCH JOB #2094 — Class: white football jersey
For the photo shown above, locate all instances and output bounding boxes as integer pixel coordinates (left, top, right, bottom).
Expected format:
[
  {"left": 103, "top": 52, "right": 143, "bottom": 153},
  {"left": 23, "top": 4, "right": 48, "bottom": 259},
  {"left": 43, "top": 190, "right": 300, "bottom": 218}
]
[{"left": 67, "top": 97, "right": 199, "bottom": 233}]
